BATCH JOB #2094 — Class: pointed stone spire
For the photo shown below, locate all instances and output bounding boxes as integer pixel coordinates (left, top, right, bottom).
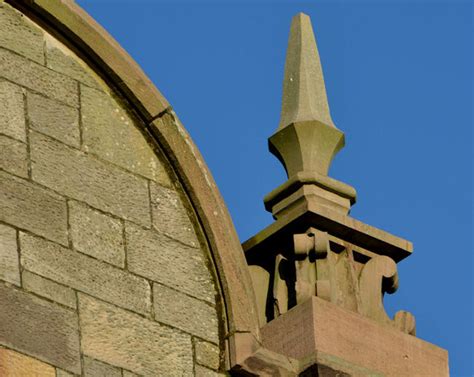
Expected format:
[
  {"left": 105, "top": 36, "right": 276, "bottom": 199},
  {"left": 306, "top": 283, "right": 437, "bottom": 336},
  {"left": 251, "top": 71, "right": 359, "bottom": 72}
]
[
  {"left": 265, "top": 13, "right": 355, "bottom": 218},
  {"left": 279, "top": 13, "right": 334, "bottom": 130},
  {"left": 270, "top": 13, "right": 344, "bottom": 179}
]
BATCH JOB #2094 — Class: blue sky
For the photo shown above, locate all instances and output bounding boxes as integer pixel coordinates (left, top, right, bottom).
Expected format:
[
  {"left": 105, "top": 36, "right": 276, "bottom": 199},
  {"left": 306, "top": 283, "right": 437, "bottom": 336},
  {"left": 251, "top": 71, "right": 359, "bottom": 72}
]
[{"left": 78, "top": 1, "right": 472, "bottom": 374}]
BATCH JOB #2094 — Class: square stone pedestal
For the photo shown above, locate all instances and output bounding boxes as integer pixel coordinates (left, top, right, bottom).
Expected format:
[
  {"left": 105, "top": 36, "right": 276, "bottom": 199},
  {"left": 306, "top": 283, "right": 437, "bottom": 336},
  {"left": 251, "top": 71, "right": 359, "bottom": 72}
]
[{"left": 261, "top": 297, "right": 449, "bottom": 376}]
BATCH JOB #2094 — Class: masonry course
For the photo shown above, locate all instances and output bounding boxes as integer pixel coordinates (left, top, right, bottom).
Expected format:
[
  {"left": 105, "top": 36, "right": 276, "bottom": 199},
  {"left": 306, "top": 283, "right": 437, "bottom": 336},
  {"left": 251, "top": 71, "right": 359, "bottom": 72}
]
[
  {"left": 30, "top": 131, "right": 151, "bottom": 227},
  {"left": 0, "top": 48, "right": 78, "bottom": 108},
  {"left": 195, "top": 338, "right": 221, "bottom": 371},
  {"left": 0, "top": 134, "right": 28, "bottom": 178},
  {"left": 195, "top": 364, "right": 224, "bottom": 377},
  {"left": 20, "top": 232, "right": 152, "bottom": 315},
  {"left": 0, "top": 347, "right": 56, "bottom": 377},
  {"left": 0, "top": 80, "right": 26, "bottom": 142},
  {"left": 79, "top": 294, "right": 194, "bottom": 377},
  {"left": 22, "top": 270, "right": 77, "bottom": 309},
  {"left": 83, "top": 356, "right": 122, "bottom": 377},
  {"left": 55, "top": 369, "right": 76, "bottom": 377},
  {"left": 0, "top": 2, "right": 222, "bottom": 375},
  {"left": 0, "top": 223, "right": 20, "bottom": 286},
  {"left": 45, "top": 34, "right": 102, "bottom": 89},
  {"left": 150, "top": 181, "right": 199, "bottom": 248},
  {"left": 0, "top": 170, "right": 68, "bottom": 245},
  {"left": 69, "top": 200, "right": 125, "bottom": 268},
  {"left": 0, "top": 4, "right": 45, "bottom": 65},
  {"left": 81, "top": 84, "right": 170, "bottom": 185},
  {"left": 0, "top": 283, "right": 81, "bottom": 374},
  {"left": 126, "top": 222, "right": 216, "bottom": 304},
  {"left": 153, "top": 283, "right": 219, "bottom": 343},
  {"left": 27, "top": 91, "right": 80, "bottom": 148}
]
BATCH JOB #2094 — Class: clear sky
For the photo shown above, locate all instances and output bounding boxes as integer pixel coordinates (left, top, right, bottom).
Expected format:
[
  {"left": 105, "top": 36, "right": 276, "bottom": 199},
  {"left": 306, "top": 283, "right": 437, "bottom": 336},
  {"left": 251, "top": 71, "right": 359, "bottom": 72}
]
[{"left": 78, "top": 1, "right": 472, "bottom": 374}]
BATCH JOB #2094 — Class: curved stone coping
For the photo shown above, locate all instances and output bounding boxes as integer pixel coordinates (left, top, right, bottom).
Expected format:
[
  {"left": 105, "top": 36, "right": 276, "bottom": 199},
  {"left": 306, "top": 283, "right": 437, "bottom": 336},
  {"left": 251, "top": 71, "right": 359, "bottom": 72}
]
[{"left": 8, "top": 0, "right": 261, "bottom": 368}]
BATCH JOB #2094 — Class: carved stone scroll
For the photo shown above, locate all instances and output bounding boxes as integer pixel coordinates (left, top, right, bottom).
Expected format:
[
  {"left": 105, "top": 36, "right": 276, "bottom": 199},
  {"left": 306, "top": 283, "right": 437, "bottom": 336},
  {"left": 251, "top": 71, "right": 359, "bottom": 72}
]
[
  {"left": 359, "top": 255, "right": 416, "bottom": 334},
  {"left": 294, "top": 228, "right": 330, "bottom": 305}
]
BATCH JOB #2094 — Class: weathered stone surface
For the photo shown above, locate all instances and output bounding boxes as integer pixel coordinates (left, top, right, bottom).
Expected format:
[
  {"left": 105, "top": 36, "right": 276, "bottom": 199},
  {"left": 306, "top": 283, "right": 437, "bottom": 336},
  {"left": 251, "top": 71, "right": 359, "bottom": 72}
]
[
  {"left": 0, "top": 80, "right": 25, "bottom": 142},
  {"left": 0, "top": 224, "right": 20, "bottom": 286},
  {"left": 20, "top": 233, "right": 151, "bottom": 315},
  {"left": 0, "top": 135, "right": 28, "bottom": 178},
  {"left": 0, "top": 170, "right": 68, "bottom": 245},
  {"left": 195, "top": 365, "right": 223, "bottom": 377},
  {"left": 279, "top": 13, "right": 334, "bottom": 130},
  {"left": 248, "top": 265, "right": 270, "bottom": 327},
  {"left": 79, "top": 294, "right": 193, "bottom": 377},
  {"left": 261, "top": 296, "right": 449, "bottom": 377},
  {"left": 30, "top": 132, "right": 150, "bottom": 227},
  {"left": 83, "top": 356, "right": 121, "bottom": 377},
  {"left": 45, "top": 34, "right": 100, "bottom": 89},
  {"left": 0, "top": 346, "right": 56, "bottom": 377},
  {"left": 0, "top": 48, "right": 78, "bottom": 108},
  {"left": 22, "top": 270, "right": 77, "bottom": 309},
  {"left": 126, "top": 223, "right": 215, "bottom": 303},
  {"left": 122, "top": 371, "right": 140, "bottom": 377},
  {"left": 195, "top": 339, "right": 220, "bottom": 371},
  {"left": 150, "top": 182, "right": 198, "bottom": 247},
  {"left": 0, "top": 3, "right": 45, "bottom": 64},
  {"left": 153, "top": 283, "right": 218, "bottom": 343},
  {"left": 0, "top": 283, "right": 81, "bottom": 373},
  {"left": 69, "top": 201, "right": 125, "bottom": 267},
  {"left": 81, "top": 85, "right": 170, "bottom": 185},
  {"left": 27, "top": 92, "right": 80, "bottom": 148},
  {"left": 56, "top": 369, "right": 76, "bottom": 377}
]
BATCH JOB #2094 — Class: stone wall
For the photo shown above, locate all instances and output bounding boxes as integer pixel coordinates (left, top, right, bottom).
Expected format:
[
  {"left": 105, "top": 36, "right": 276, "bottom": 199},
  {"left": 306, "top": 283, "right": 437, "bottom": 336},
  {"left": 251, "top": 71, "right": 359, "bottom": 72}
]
[{"left": 0, "top": 2, "right": 222, "bottom": 376}]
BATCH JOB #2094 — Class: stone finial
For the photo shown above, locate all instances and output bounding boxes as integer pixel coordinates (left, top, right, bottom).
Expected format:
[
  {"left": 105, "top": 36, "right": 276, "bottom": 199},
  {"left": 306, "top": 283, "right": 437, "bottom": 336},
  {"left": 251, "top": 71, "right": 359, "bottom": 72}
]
[
  {"left": 266, "top": 13, "right": 354, "bottom": 218},
  {"left": 244, "top": 13, "right": 419, "bottom": 363},
  {"left": 279, "top": 13, "right": 334, "bottom": 130},
  {"left": 270, "top": 13, "right": 344, "bottom": 179}
]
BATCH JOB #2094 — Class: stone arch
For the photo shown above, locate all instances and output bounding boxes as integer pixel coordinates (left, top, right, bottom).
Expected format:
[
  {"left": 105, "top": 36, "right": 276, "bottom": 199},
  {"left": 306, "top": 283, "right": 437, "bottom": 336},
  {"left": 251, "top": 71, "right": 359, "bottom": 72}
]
[{"left": 1, "top": 0, "right": 262, "bottom": 374}]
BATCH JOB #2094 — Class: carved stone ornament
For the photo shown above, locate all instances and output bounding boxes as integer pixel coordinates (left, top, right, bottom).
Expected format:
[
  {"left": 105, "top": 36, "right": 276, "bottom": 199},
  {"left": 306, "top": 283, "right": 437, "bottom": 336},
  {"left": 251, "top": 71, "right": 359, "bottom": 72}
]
[{"left": 243, "top": 12, "right": 415, "bottom": 336}]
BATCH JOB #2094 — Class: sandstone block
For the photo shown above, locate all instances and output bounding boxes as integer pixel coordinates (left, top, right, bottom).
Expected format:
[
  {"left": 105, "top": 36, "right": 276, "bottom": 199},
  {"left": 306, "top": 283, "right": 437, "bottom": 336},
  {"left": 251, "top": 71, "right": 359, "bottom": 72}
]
[
  {"left": 83, "top": 356, "right": 121, "bottom": 377},
  {"left": 69, "top": 201, "right": 125, "bottom": 267},
  {"left": 122, "top": 371, "right": 140, "bottom": 377},
  {"left": 0, "top": 80, "right": 25, "bottom": 142},
  {"left": 81, "top": 85, "right": 170, "bottom": 185},
  {"left": 0, "top": 346, "right": 56, "bottom": 377},
  {"left": 20, "top": 233, "right": 151, "bottom": 315},
  {"left": 22, "top": 270, "right": 77, "bottom": 309},
  {"left": 0, "top": 224, "right": 20, "bottom": 286},
  {"left": 0, "top": 283, "right": 81, "bottom": 373},
  {"left": 0, "top": 135, "right": 28, "bottom": 178},
  {"left": 126, "top": 223, "right": 216, "bottom": 303},
  {"left": 56, "top": 369, "right": 76, "bottom": 377},
  {"left": 195, "top": 365, "right": 223, "bottom": 377},
  {"left": 0, "top": 48, "right": 78, "bottom": 108},
  {"left": 45, "top": 35, "right": 100, "bottom": 89},
  {"left": 30, "top": 132, "right": 150, "bottom": 227},
  {"left": 27, "top": 92, "right": 80, "bottom": 148},
  {"left": 150, "top": 182, "right": 198, "bottom": 247},
  {"left": 0, "top": 170, "right": 68, "bottom": 244},
  {"left": 79, "top": 294, "right": 193, "bottom": 377},
  {"left": 195, "top": 339, "right": 220, "bottom": 371},
  {"left": 261, "top": 296, "right": 449, "bottom": 377},
  {"left": 0, "top": 3, "right": 44, "bottom": 64},
  {"left": 153, "top": 283, "right": 219, "bottom": 343}
]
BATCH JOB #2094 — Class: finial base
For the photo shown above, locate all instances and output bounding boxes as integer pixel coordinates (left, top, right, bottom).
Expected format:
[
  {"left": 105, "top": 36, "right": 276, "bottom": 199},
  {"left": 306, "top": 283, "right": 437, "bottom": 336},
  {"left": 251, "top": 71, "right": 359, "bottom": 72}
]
[{"left": 264, "top": 171, "right": 356, "bottom": 219}]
